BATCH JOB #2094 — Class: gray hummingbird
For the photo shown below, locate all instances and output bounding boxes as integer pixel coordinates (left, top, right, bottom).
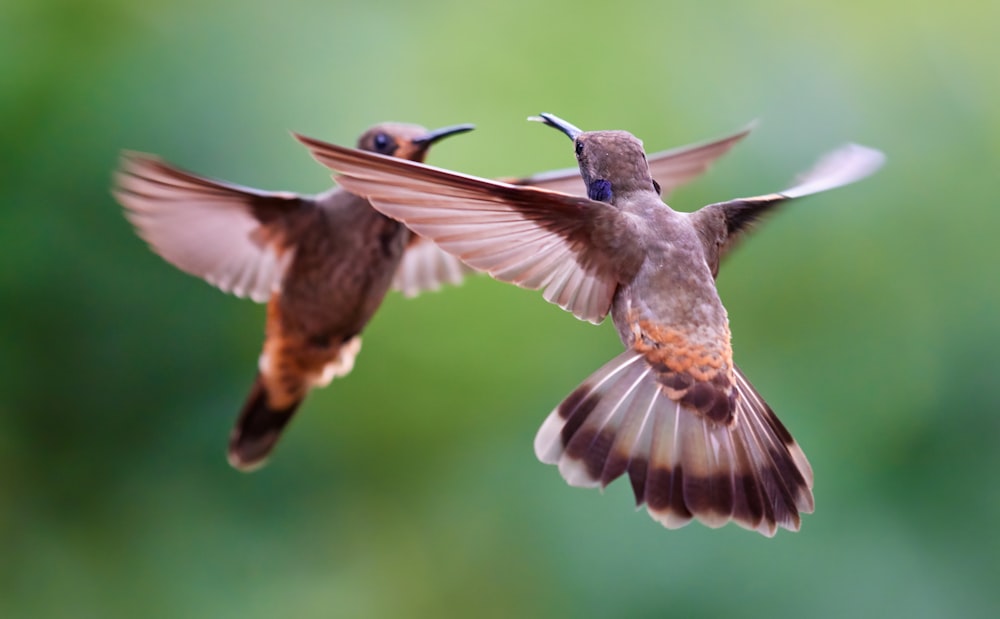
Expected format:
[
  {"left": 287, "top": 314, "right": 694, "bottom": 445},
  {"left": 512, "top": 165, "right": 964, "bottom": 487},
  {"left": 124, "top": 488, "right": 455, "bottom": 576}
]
[
  {"left": 113, "top": 120, "right": 749, "bottom": 472},
  {"left": 293, "top": 113, "right": 885, "bottom": 535}
]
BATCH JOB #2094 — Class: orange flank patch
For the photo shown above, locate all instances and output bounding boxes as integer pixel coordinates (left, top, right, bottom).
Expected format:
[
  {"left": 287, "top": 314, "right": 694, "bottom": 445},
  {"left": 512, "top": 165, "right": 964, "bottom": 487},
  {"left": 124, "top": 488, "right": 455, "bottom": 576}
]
[
  {"left": 631, "top": 321, "right": 733, "bottom": 382},
  {"left": 259, "top": 337, "right": 309, "bottom": 410},
  {"left": 630, "top": 319, "right": 736, "bottom": 423},
  {"left": 258, "top": 301, "right": 352, "bottom": 410}
]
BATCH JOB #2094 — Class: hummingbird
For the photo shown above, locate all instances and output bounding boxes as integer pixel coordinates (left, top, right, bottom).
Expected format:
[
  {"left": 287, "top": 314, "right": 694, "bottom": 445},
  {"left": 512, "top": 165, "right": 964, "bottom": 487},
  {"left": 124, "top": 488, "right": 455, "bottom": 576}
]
[
  {"left": 113, "top": 122, "right": 474, "bottom": 471},
  {"left": 113, "top": 120, "right": 748, "bottom": 472},
  {"left": 293, "top": 114, "right": 885, "bottom": 535}
]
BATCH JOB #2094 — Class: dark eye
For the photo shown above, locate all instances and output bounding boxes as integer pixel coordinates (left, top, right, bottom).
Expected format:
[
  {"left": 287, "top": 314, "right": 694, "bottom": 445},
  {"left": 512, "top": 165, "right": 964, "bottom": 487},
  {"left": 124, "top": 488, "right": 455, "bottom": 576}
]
[
  {"left": 373, "top": 132, "right": 392, "bottom": 153},
  {"left": 575, "top": 140, "right": 584, "bottom": 155}
]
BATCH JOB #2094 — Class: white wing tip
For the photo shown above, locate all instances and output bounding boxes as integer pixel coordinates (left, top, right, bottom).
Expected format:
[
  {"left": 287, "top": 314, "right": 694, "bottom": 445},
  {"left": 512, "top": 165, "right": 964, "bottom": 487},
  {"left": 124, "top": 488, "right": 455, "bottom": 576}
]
[{"left": 781, "top": 142, "right": 886, "bottom": 199}]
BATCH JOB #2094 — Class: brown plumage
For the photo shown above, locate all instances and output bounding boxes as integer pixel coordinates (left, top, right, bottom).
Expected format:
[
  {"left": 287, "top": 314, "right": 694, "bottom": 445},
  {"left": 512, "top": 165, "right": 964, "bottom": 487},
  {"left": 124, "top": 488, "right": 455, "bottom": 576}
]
[
  {"left": 113, "top": 123, "right": 474, "bottom": 470},
  {"left": 293, "top": 113, "right": 884, "bottom": 535},
  {"left": 112, "top": 120, "right": 749, "bottom": 471}
]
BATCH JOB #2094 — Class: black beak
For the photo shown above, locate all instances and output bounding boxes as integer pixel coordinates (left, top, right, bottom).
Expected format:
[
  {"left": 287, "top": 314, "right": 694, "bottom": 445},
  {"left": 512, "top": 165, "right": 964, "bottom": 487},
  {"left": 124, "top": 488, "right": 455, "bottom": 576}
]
[
  {"left": 412, "top": 123, "right": 476, "bottom": 147},
  {"left": 528, "top": 113, "right": 583, "bottom": 140}
]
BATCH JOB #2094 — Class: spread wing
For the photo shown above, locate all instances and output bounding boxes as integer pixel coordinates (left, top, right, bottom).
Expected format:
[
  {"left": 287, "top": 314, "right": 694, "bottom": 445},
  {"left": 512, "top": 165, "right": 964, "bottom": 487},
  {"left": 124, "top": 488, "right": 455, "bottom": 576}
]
[
  {"left": 507, "top": 123, "right": 754, "bottom": 197},
  {"left": 112, "top": 152, "right": 321, "bottom": 302},
  {"left": 294, "top": 134, "right": 644, "bottom": 324},
  {"left": 392, "top": 235, "right": 476, "bottom": 298},
  {"left": 388, "top": 124, "right": 751, "bottom": 297},
  {"left": 692, "top": 143, "right": 886, "bottom": 272}
]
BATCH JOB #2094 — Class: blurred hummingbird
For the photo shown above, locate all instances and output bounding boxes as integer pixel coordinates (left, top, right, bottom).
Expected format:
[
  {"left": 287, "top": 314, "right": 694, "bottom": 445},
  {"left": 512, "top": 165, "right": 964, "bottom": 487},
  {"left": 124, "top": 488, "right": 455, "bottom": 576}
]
[
  {"left": 113, "top": 120, "right": 749, "bottom": 472},
  {"left": 293, "top": 113, "right": 885, "bottom": 535},
  {"left": 114, "top": 122, "right": 474, "bottom": 470}
]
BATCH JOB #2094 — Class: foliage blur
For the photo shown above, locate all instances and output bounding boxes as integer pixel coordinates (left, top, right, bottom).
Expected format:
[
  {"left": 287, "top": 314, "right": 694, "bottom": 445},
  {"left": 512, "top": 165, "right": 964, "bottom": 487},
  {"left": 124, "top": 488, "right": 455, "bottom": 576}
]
[{"left": 2, "top": 0, "right": 998, "bottom": 617}]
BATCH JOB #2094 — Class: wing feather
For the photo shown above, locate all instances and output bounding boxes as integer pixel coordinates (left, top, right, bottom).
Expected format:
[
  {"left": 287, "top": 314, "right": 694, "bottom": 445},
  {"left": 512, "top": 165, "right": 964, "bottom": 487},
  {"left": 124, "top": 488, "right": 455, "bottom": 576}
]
[
  {"left": 112, "top": 152, "right": 312, "bottom": 302},
  {"left": 391, "top": 236, "right": 474, "bottom": 297},
  {"left": 693, "top": 143, "right": 885, "bottom": 265},
  {"left": 508, "top": 123, "right": 754, "bottom": 197},
  {"left": 295, "top": 134, "right": 642, "bottom": 324}
]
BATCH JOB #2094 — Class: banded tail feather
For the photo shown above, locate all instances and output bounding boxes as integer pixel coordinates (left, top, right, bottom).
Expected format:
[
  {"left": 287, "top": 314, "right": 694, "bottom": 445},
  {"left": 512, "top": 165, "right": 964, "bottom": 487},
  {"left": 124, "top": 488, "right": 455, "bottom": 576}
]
[{"left": 534, "top": 350, "right": 814, "bottom": 536}]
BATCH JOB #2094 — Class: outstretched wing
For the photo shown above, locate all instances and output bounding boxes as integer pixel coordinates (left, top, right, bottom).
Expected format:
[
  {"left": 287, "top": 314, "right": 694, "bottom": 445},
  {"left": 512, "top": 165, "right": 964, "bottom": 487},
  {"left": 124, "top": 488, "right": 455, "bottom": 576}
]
[
  {"left": 113, "top": 152, "right": 320, "bottom": 302},
  {"left": 510, "top": 123, "right": 754, "bottom": 197},
  {"left": 389, "top": 124, "right": 753, "bottom": 296},
  {"left": 295, "top": 134, "right": 644, "bottom": 324},
  {"left": 693, "top": 143, "right": 885, "bottom": 269}
]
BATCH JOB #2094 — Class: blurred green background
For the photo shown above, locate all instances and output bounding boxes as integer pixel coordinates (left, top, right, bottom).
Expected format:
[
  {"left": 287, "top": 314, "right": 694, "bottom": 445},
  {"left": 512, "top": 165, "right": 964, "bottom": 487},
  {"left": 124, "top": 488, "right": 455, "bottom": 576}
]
[{"left": 3, "top": 0, "right": 998, "bottom": 617}]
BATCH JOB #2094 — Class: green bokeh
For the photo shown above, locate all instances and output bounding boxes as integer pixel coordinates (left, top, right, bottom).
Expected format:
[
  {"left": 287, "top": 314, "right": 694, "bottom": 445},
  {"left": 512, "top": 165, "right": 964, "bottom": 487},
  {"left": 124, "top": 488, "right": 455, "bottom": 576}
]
[{"left": 3, "top": 1, "right": 998, "bottom": 617}]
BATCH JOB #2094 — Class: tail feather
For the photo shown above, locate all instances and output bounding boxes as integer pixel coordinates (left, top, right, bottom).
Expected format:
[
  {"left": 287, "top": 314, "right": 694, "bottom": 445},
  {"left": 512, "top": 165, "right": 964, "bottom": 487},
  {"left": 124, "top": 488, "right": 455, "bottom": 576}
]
[
  {"left": 534, "top": 350, "right": 814, "bottom": 536},
  {"left": 643, "top": 391, "right": 692, "bottom": 529},
  {"left": 227, "top": 375, "right": 303, "bottom": 471}
]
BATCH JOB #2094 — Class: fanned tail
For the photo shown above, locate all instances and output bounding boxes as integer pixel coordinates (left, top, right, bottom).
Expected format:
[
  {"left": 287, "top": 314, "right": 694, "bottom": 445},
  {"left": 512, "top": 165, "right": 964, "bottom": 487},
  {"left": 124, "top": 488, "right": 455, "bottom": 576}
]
[{"left": 534, "top": 351, "right": 814, "bottom": 536}]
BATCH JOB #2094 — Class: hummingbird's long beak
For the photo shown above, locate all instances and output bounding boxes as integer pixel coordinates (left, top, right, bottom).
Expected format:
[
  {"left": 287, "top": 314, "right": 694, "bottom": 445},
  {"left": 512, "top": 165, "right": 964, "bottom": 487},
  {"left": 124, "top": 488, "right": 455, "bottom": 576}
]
[
  {"left": 411, "top": 123, "right": 476, "bottom": 147},
  {"left": 528, "top": 113, "right": 583, "bottom": 140}
]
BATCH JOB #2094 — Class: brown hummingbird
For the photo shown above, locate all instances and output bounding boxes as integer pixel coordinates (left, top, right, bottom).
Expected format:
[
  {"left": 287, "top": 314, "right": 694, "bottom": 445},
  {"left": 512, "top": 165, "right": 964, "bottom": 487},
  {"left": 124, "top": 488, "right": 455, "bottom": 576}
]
[
  {"left": 113, "top": 122, "right": 474, "bottom": 470},
  {"left": 293, "top": 113, "right": 885, "bottom": 535},
  {"left": 112, "top": 120, "right": 749, "bottom": 472}
]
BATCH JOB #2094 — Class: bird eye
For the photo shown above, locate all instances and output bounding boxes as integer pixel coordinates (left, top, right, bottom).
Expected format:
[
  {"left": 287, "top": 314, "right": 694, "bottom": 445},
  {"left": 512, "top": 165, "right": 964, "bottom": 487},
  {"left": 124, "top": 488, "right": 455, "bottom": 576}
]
[
  {"left": 373, "top": 132, "right": 392, "bottom": 153},
  {"left": 575, "top": 140, "right": 584, "bottom": 156}
]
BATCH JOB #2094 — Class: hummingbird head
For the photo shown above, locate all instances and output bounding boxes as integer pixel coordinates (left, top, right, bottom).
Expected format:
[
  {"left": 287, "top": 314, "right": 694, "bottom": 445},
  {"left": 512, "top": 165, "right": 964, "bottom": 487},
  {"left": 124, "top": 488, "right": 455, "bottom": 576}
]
[
  {"left": 357, "top": 122, "right": 475, "bottom": 162},
  {"left": 529, "top": 113, "right": 659, "bottom": 202}
]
